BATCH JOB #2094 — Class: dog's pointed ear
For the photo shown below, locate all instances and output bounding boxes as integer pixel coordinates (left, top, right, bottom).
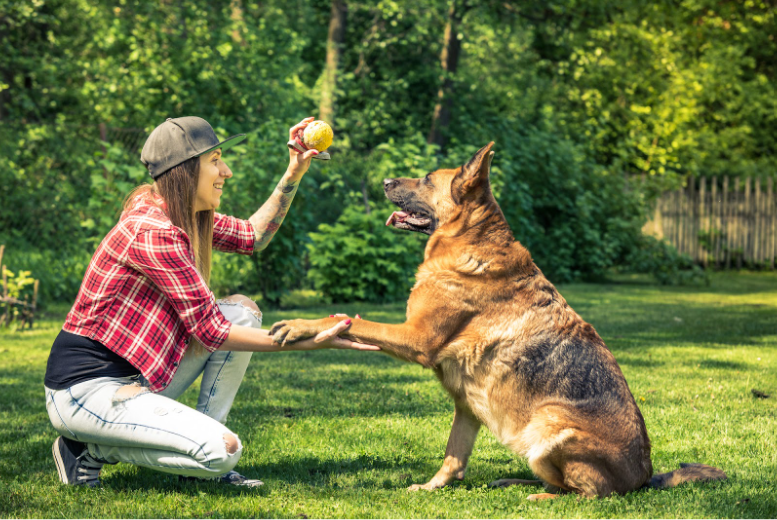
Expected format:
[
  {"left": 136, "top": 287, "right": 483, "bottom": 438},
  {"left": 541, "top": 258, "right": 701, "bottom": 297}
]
[{"left": 452, "top": 142, "right": 495, "bottom": 204}]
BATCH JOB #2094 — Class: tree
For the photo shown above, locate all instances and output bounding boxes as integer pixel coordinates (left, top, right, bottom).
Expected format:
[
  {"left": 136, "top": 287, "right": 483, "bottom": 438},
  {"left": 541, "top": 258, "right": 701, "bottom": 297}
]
[
  {"left": 319, "top": 0, "right": 347, "bottom": 126},
  {"left": 427, "top": 1, "right": 468, "bottom": 149}
]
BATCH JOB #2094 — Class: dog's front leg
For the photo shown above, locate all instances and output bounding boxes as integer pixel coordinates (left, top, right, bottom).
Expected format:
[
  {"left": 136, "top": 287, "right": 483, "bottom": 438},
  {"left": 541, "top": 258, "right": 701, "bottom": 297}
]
[
  {"left": 408, "top": 405, "right": 481, "bottom": 491},
  {"left": 270, "top": 317, "right": 450, "bottom": 367}
]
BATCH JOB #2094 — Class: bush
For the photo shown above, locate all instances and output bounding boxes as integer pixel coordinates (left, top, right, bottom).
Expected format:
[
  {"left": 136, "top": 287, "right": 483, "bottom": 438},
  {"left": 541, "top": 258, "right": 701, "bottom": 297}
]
[
  {"left": 622, "top": 235, "right": 708, "bottom": 285},
  {"left": 446, "top": 120, "right": 651, "bottom": 284},
  {"left": 306, "top": 203, "right": 425, "bottom": 303},
  {"left": 279, "top": 289, "right": 330, "bottom": 309}
]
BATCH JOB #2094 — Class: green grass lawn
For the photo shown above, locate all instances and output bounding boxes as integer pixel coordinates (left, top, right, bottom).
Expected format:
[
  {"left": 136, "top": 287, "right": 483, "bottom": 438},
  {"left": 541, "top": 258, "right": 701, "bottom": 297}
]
[{"left": 1, "top": 272, "right": 776, "bottom": 518}]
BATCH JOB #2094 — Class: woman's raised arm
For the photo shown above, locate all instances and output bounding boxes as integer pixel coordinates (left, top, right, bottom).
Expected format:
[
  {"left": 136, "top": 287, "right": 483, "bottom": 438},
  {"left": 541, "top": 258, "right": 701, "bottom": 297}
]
[{"left": 249, "top": 118, "right": 319, "bottom": 251}]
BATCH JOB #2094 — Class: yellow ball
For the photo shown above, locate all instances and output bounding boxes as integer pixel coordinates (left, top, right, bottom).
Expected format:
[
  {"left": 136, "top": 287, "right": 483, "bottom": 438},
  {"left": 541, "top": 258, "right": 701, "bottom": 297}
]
[{"left": 303, "top": 120, "right": 334, "bottom": 152}]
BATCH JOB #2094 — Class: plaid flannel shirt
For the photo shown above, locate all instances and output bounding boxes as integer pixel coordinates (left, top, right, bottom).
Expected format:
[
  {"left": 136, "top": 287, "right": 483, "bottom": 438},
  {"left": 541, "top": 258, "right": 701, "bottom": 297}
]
[{"left": 62, "top": 193, "right": 255, "bottom": 392}]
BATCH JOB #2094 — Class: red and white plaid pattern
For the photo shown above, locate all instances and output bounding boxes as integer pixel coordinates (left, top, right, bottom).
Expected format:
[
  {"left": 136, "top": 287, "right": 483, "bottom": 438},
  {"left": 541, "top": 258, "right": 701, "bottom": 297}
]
[{"left": 63, "top": 192, "right": 255, "bottom": 392}]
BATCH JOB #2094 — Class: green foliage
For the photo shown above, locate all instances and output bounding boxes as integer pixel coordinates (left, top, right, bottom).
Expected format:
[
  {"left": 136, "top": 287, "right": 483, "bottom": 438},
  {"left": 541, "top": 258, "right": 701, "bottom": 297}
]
[
  {"left": 83, "top": 143, "right": 148, "bottom": 247},
  {"left": 304, "top": 136, "right": 436, "bottom": 303},
  {"left": 446, "top": 121, "right": 649, "bottom": 283},
  {"left": 279, "top": 289, "right": 330, "bottom": 309},
  {"left": 307, "top": 204, "right": 425, "bottom": 303},
  {"left": 334, "top": 1, "right": 447, "bottom": 150},
  {"left": 622, "top": 235, "right": 709, "bottom": 286},
  {"left": 211, "top": 120, "right": 320, "bottom": 304},
  {"left": 1, "top": 267, "right": 35, "bottom": 301},
  {"left": 0, "top": 266, "right": 36, "bottom": 329},
  {"left": 2, "top": 0, "right": 775, "bottom": 303}
]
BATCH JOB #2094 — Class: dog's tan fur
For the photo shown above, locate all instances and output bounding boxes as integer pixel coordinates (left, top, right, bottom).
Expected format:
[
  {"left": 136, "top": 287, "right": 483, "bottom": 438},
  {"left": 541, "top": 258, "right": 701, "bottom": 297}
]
[{"left": 271, "top": 143, "right": 726, "bottom": 498}]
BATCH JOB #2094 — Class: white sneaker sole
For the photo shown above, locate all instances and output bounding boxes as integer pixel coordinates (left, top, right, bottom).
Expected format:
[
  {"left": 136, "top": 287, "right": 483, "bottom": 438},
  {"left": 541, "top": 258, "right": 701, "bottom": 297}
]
[{"left": 52, "top": 437, "right": 71, "bottom": 484}]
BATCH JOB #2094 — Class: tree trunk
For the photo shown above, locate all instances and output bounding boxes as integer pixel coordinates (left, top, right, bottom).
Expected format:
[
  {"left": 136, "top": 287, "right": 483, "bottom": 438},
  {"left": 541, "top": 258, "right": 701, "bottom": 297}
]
[
  {"left": 428, "top": 1, "right": 465, "bottom": 149},
  {"left": 319, "top": 0, "right": 347, "bottom": 126},
  {"left": 230, "top": 0, "right": 245, "bottom": 45}
]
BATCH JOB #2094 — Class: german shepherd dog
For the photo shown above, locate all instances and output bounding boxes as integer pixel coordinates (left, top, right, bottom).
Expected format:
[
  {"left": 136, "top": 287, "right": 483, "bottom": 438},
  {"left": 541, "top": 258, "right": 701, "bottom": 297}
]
[{"left": 271, "top": 143, "right": 726, "bottom": 499}]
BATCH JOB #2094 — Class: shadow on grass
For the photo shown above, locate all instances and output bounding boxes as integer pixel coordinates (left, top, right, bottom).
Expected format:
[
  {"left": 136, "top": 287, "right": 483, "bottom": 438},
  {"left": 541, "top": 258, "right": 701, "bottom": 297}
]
[
  {"left": 101, "top": 453, "right": 544, "bottom": 494},
  {"left": 95, "top": 454, "right": 422, "bottom": 494},
  {"left": 78, "top": 459, "right": 777, "bottom": 520},
  {"left": 588, "top": 301, "right": 777, "bottom": 351},
  {"left": 612, "top": 355, "right": 666, "bottom": 369},
  {"left": 232, "top": 364, "right": 446, "bottom": 419},
  {"left": 697, "top": 359, "right": 749, "bottom": 370}
]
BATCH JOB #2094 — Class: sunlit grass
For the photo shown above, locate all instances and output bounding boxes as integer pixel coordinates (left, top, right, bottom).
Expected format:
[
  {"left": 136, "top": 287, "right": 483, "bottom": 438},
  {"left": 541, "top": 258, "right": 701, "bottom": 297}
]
[{"left": 1, "top": 272, "right": 776, "bottom": 518}]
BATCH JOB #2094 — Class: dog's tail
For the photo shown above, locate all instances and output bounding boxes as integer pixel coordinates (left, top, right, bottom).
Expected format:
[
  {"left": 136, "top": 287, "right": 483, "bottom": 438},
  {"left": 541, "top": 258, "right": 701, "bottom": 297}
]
[{"left": 647, "top": 463, "right": 727, "bottom": 489}]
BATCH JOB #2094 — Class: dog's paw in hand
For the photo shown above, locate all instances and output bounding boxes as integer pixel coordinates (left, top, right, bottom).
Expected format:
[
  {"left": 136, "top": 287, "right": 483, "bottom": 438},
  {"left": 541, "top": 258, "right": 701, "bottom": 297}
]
[{"left": 269, "top": 320, "right": 312, "bottom": 346}]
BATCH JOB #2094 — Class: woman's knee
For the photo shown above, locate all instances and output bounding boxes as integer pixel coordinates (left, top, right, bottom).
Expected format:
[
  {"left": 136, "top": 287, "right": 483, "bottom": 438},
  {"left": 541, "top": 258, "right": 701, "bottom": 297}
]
[
  {"left": 224, "top": 433, "right": 240, "bottom": 455},
  {"left": 217, "top": 294, "right": 262, "bottom": 329},
  {"left": 221, "top": 294, "right": 260, "bottom": 314},
  {"left": 206, "top": 430, "right": 243, "bottom": 474}
]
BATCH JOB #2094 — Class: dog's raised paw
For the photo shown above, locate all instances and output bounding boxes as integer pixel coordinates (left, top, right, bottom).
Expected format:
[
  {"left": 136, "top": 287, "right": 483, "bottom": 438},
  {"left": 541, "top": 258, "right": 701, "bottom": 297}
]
[
  {"left": 269, "top": 322, "right": 283, "bottom": 335},
  {"left": 270, "top": 320, "right": 314, "bottom": 346},
  {"left": 270, "top": 321, "right": 292, "bottom": 345}
]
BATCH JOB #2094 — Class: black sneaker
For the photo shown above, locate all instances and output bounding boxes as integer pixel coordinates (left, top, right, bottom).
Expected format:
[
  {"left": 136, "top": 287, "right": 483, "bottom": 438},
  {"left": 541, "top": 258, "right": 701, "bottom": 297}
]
[
  {"left": 179, "top": 470, "right": 264, "bottom": 487},
  {"left": 52, "top": 436, "right": 105, "bottom": 487}
]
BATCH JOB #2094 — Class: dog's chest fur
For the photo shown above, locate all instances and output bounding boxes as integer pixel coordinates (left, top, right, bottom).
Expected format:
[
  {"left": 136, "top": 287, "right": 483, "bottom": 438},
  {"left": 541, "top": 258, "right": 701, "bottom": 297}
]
[{"left": 410, "top": 245, "right": 636, "bottom": 448}]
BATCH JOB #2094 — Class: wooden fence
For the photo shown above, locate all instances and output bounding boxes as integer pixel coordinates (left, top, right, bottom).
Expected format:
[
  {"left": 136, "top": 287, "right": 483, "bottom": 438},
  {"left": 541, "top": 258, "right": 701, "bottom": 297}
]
[{"left": 643, "top": 176, "right": 776, "bottom": 269}]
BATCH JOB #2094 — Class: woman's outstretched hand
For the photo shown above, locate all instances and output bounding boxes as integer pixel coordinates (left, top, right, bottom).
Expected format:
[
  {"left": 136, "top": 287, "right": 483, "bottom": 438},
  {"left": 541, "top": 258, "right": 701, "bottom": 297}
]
[
  {"left": 286, "top": 117, "right": 319, "bottom": 180},
  {"left": 294, "top": 314, "right": 379, "bottom": 352}
]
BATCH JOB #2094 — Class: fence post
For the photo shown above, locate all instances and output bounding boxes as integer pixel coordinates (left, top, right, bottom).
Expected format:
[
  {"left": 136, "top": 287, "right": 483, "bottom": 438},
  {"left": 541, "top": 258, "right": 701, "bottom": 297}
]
[
  {"left": 699, "top": 177, "right": 707, "bottom": 267},
  {"left": 689, "top": 177, "right": 695, "bottom": 259},
  {"left": 677, "top": 184, "right": 684, "bottom": 255},
  {"left": 733, "top": 178, "right": 740, "bottom": 268},
  {"left": 721, "top": 175, "right": 731, "bottom": 269},
  {"left": 711, "top": 177, "right": 719, "bottom": 267},
  {"left": 689, "top": 177, "right": 696, "bottom": 262},
  {"left": 756, "top": 179, "right": 763, "bottom": 264}
]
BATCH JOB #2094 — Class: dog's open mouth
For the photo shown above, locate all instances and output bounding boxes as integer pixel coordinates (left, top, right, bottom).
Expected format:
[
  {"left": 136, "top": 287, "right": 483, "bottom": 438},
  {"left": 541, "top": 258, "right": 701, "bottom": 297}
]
[{"left": 385, "top": 210, "right": 432, "bottom": 232}]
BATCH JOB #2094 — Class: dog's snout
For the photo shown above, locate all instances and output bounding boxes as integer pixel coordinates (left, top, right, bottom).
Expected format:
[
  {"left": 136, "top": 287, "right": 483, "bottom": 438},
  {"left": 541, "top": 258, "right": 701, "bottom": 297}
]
[{"left": 383, "top": 178, "right": 398, "bottom": 191}]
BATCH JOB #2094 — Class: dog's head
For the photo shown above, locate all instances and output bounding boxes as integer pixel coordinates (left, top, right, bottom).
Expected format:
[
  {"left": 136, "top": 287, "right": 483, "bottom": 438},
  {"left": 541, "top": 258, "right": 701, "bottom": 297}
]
[{"left": 384, "top": 142, "right": 496, "bottom": 235}]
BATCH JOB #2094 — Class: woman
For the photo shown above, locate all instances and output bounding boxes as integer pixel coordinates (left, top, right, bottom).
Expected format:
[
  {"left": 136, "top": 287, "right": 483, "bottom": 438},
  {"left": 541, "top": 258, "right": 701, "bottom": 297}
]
[{"left": 44, "top": 116, "right": 377, "bottom": 488}]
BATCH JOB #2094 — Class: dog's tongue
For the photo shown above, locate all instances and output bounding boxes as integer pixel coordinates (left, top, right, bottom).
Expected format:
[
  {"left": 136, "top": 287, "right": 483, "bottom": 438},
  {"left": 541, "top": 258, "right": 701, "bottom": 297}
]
[{"left": 386, "top": 211, "right": 409, "bottom": 226}]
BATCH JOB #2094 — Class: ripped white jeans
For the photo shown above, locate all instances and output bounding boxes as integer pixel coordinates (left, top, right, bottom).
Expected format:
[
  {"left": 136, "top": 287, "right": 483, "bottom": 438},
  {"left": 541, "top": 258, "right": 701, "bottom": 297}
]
[{"left": 44, "top": 301, "right": 260, "bottom": 478}]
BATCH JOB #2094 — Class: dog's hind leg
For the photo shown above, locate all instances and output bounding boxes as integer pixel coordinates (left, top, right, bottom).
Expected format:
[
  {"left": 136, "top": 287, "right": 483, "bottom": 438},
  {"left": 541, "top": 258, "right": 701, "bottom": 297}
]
[{"left": 408, "top": 405, "right": 481, "bottom": 491}]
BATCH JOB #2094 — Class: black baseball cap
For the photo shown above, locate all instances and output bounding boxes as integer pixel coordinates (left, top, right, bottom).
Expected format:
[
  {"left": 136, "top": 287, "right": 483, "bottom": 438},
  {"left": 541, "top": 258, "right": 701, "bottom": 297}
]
[{"left": 140, "top": 116, "right": 247, "bottom": 179}]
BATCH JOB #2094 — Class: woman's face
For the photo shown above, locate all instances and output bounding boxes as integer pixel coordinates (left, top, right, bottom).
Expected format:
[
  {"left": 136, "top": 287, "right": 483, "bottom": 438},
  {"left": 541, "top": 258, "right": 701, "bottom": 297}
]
[{"left": 195, "top": 149, "right": 232, "bottom": 212}]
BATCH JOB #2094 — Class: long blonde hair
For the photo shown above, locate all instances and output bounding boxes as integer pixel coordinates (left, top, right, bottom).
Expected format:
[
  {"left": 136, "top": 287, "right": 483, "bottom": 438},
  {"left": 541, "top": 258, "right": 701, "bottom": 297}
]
[{"left": 125, "top": 156, "right": 214, "bottom": 284}]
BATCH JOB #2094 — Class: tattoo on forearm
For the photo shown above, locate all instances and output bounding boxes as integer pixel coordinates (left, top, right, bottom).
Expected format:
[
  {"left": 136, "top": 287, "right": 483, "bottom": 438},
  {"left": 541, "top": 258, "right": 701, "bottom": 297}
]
[
  {"left": 249, "top": 178, "right": 299, "bottom": 251},
  {"left": 278, "top": 181, "right": 296, "bottom": 194}
]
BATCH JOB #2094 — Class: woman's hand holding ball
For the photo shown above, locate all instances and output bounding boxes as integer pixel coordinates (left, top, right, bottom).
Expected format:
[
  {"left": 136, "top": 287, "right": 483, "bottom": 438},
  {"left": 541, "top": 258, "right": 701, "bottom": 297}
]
[{"left": 286, "top": 117, "right": 333, "bottom": 180}]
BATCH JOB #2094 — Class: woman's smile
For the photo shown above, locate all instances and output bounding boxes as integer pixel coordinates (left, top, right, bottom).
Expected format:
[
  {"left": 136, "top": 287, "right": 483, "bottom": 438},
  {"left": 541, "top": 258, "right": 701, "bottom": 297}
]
[{"left": 196, "top": 149, "right": 232, "bottom": 211}]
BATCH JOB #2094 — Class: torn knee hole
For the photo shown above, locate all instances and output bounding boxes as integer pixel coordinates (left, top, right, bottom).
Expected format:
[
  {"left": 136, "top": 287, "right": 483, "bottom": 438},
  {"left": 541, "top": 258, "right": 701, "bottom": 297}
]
[
  {"left": 223, "top": 433, "right": 240, "bottom": 455},
  {"left": 113, "top": 383, "right": 148, "bottom": 403},
  {"left": 220, "top": 294, "right": 260, "bottom": 314},
  {"left": 217, "top": 294, "right": 263, "bottom": 324}
]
